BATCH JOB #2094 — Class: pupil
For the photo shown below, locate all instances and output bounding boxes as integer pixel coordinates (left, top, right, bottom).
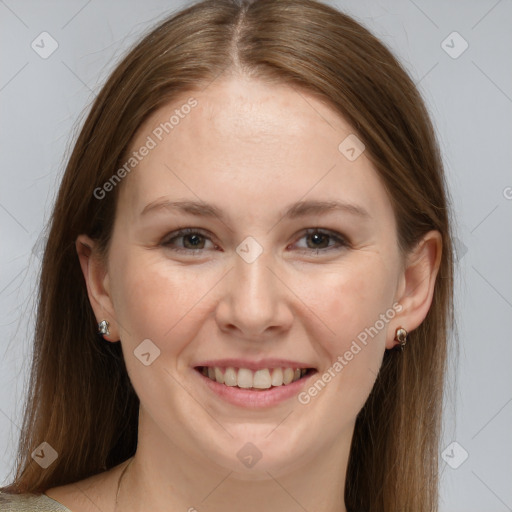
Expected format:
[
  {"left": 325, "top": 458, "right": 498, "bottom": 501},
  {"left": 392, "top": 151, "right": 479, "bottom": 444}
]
[
  {"left": 186, "top": 234, "right": 202, "bottom": 248},
  {"left": 309, "top": 233, "right": 328, "bottom": 249}
]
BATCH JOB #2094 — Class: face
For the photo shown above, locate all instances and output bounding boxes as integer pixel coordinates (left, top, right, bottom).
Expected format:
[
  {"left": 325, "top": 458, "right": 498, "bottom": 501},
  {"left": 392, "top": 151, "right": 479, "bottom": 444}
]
[{"left": 82, "top": 75, "right": 412, "bottom": 477}]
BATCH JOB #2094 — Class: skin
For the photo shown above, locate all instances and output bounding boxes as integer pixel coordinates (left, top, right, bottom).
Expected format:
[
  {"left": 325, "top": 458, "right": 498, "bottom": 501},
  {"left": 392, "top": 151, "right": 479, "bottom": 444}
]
[{"left": 46, "top": 75, "right": 441, "bottom": 512}]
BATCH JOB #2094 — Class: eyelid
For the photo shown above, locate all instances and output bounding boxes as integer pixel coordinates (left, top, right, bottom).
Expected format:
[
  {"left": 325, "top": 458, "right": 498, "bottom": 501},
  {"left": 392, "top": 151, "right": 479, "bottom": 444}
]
[
  {"left": 161, "top": 227, "right": 217, "bottom": 251},
  {"left": 291, "top": 228, "right": 350, "bottom": 253}
]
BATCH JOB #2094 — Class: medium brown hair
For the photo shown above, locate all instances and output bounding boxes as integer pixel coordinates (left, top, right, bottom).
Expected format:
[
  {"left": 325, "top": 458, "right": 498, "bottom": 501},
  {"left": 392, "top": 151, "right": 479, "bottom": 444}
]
[{"left": 1, "top": 1, "right": 455, "bottom": 510}]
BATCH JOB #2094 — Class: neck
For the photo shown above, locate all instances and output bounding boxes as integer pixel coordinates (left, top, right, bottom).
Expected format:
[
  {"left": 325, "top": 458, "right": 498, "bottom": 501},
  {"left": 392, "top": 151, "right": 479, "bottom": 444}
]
[{"left": 115, "top": 410, "right": 352, "bottom": 512}]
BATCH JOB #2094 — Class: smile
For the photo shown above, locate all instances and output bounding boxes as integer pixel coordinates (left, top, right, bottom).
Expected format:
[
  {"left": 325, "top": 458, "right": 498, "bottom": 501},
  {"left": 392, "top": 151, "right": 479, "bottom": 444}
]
[
  {"left": 193, "top": 364, "right": 318, "bottom": 408},
  {"left": 195, "top": 366, "right": 316, "bottom": 390}
]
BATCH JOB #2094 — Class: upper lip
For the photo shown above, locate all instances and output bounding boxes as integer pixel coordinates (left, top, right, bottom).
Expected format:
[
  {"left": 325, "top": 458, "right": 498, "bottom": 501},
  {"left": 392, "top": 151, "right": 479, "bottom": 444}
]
[{"left": 194, "top": 358, "right": 316, "bottom": 371}]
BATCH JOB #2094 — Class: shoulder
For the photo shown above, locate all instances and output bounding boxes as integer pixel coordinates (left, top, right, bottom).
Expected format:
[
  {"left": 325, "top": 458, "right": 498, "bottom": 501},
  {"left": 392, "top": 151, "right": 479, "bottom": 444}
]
[
  {"left": 0, "top": 491, "right": 72, "bottom": 511},
  {"left": 0, "top": 459, "right": 130, "bottom": 512}
]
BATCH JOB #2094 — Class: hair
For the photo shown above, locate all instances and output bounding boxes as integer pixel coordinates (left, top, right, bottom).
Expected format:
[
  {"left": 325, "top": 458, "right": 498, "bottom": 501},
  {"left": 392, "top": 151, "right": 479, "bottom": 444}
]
[{"left": 1, "top": 1, "right": 455, "bottom": 510}]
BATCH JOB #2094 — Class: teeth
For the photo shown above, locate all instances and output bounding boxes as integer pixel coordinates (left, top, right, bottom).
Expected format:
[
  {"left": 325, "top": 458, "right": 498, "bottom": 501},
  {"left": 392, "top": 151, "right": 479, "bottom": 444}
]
[
  {"left": 253, "top": 369, "right": 272, "bottom": 389},
  {"left": 224, "top": 367, "right": 237, "bottom": 386},
  {"left": 237, "top": 368, "right": 253, "bottom": 389},
  {"left": 200, "top": 366, "right": 310, "bottom": 389},
  {"left": 271, "top": 368, "right": 283, "bottom": 386},
  {"left": 214, "top": 367, "right": 224, "bottom": 384},
  {"left": 283, "top": 367, "right": 295, "bottom": 385}
]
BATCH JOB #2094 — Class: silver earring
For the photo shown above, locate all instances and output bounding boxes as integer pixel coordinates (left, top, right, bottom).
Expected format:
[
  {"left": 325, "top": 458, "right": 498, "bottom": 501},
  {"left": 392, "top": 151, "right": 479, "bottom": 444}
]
[
  {"left": 98, "top": 320, "right": 110, "bottom": 336},
  {"left": 395, "top": 327, "right": 407, "bottom": 351}
]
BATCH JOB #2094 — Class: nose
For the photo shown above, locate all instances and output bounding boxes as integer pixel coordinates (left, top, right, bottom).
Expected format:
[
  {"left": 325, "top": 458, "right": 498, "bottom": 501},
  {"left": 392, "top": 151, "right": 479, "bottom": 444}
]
[{"left": 215, "top": 247, "right": 294, "bottom": 340}]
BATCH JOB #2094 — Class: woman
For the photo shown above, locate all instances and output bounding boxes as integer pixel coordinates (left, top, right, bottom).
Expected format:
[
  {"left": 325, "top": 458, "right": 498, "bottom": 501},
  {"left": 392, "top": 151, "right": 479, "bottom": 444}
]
[{"left": 0, "top": 0, "right": 454, "bottom": 510}]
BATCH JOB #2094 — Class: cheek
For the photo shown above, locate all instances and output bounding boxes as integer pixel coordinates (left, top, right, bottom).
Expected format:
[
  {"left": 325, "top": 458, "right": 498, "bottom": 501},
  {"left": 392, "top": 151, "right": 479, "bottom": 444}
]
[
  {"left": 308, "top": 258, "right": 394, "bottom": 346},
  {"left": 109, "top": 249, "right": 219, "bottom": 350},
  {"left": 299, "top": 257, "right": 394, "bottom": 396}
]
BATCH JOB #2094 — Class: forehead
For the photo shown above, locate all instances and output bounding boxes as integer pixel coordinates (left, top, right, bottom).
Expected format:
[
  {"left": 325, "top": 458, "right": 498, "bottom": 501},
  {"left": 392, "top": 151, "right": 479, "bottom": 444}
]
[{"left": 118, "top": 76, "right": 394, "bottom": 226}]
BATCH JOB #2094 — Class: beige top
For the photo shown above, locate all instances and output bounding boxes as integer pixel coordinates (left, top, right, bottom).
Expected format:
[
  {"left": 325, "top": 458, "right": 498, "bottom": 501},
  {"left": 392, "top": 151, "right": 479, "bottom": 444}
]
[{"left": 0, "top": 491, "right": 72, "bottom": 511}]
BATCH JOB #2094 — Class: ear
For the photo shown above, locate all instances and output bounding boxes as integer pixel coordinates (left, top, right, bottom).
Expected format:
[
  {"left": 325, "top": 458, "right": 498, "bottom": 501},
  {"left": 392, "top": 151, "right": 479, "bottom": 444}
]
[
  {"left": 387, "top": 230, "right": 443, "bottom": 349},
  {"left": 76, "top": 234, "right": 119, "bottom": 342}
]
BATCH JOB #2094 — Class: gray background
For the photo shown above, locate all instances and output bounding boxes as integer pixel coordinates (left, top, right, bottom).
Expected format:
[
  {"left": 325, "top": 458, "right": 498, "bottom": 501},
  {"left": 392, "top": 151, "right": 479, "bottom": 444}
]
[{"left": 1, "top": 1, "right": 511, "bottom": 510}]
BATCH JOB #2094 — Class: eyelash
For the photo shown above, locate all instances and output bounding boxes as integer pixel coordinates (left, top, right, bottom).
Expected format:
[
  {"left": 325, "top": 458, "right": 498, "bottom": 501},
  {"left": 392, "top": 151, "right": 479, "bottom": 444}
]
[{"left": 161, "top": 227, "right": 349, "bottom": 256}]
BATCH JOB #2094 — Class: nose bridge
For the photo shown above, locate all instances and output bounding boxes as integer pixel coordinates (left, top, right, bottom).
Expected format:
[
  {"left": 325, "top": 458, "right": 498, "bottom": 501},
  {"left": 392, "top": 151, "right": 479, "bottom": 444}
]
[
  {"left": 218, "top": 237, "right": 287, "bottom": 336},
  {"left": 239, "top": 249, "right": 273, "bottom": 292},
  {"left": 235, "top": 241, "right": 276, "bottom": 310}
]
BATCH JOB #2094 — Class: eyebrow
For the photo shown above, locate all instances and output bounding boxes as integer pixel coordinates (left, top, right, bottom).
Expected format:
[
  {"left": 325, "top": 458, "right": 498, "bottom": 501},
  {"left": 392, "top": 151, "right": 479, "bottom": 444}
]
[{"left": 140, "top": 198, "right": 371, "bottom": 221}]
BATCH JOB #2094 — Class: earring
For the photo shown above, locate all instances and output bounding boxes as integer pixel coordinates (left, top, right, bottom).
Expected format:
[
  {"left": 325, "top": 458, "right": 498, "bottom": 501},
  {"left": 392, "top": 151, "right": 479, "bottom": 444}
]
[
  {"left": 395, "top": 327, "right": 407, "bottom": 351},
  {"left": 98, "top": 320, "right": 110, "bottom": 336}
]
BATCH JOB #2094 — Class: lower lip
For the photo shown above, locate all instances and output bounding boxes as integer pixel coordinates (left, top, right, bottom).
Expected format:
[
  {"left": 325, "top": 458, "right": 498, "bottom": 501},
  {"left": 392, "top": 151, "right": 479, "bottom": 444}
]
[{"left": 194, "top": 368, "right": 317, "bottom": 408}]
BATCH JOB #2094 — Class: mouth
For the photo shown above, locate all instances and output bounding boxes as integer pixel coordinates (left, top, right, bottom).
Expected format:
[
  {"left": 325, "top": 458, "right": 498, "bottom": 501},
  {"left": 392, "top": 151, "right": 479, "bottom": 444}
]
[{"left": 194, "top": 365, "right": 317, "bottom": 391}]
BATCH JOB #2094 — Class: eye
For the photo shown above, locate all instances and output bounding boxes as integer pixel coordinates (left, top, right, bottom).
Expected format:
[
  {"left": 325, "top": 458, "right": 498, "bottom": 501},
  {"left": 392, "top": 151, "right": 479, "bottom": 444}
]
[
  {"left": 161, "top": 228, "right": 217, "bottom": 253},
  {"left": 161, "top": 227, "right": 349, "bottom": 256},
  {"left": 292, "top": 228, "right": 349, "bottom": 255}
]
